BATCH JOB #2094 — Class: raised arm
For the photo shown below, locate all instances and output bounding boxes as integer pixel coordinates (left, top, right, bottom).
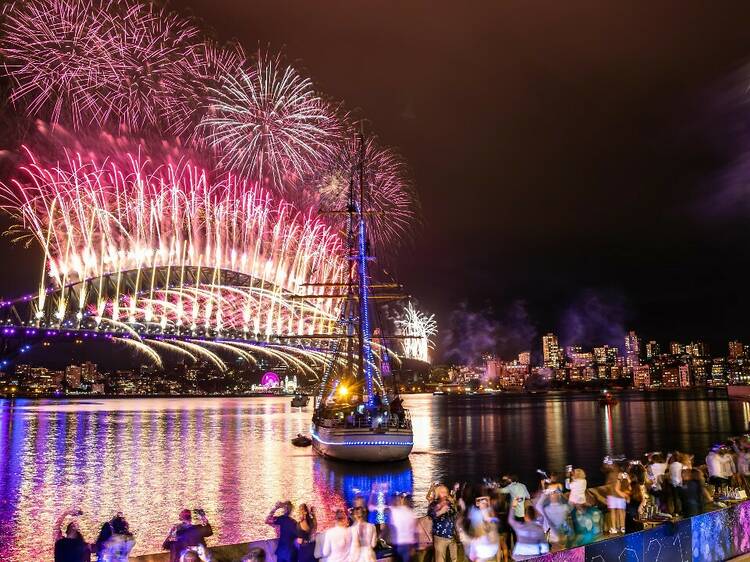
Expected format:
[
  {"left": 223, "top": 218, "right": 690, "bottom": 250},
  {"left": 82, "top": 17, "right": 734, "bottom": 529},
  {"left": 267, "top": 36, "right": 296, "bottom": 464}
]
[
  {"left": 53, "top": 510, "right": 70, "bottom": 542},
  {"left": 266, "top": 503, "right": 281, "bottom": 526}
]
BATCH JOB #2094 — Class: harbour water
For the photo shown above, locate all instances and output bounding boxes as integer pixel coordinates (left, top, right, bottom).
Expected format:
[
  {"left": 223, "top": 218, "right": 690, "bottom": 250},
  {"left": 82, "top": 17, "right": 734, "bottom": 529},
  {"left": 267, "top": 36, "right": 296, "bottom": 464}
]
[{"left": 1, "top": 391, "right": 749, "bottom": 560}]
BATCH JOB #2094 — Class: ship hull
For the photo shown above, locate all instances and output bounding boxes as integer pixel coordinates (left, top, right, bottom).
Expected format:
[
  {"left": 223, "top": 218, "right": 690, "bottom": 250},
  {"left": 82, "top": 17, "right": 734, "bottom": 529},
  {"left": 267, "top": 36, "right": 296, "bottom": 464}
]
[{"left": 311, "top": 424, "right": 413, "bottom": 462}]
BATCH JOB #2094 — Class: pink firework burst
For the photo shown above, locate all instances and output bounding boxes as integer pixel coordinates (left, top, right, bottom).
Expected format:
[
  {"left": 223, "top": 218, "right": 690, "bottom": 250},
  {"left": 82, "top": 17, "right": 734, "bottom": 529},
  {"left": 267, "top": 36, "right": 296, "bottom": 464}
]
[
  {"left": 0, "top": 0, "right": 112, "bottom": 129},
  {"left": 200, "top": 51, "right": 343, "bottom": 190},
  {"left": 317, "top": 133, "right": 419, "bottom": 250}
]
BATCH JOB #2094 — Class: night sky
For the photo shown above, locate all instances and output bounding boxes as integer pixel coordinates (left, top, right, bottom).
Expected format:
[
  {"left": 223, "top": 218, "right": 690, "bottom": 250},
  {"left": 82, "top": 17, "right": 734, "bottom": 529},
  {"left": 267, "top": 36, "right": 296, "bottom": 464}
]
[{"left": 5, "top": 1, "right": 750, "bottom": 361}]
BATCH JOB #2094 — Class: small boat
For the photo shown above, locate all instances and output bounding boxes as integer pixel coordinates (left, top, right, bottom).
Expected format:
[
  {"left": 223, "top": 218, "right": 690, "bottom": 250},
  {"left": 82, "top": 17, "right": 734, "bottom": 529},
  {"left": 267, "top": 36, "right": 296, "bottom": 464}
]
[
  {"left": 291, "top": 394, "right": 310, "bottom": 407},
  {"left": 433, "top": 390, "right": 445, "bottom": 395},
  {"left": 599, "top": 391, "right": 618, "bottom": 406},
  {"left": 292, "top": 434, "right": 312, "bottom": 447}
]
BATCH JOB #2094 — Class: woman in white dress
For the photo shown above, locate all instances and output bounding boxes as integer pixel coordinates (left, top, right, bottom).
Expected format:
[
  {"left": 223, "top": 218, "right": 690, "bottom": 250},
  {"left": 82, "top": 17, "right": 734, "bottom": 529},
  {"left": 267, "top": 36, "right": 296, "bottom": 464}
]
[
  {"left": 321, "top": 510, "right": 353, "bottom": 562},
  {"left": 349, "top": 507, "right": 377, "bottom": 562}
]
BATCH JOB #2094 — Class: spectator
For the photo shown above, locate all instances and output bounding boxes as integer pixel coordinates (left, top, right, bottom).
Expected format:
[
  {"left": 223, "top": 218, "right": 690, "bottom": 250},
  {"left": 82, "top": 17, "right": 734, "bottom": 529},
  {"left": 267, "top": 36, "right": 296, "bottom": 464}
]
[
  {"left": 388, "top": 495, "right": 417, "bottom": 562},
  {"left": 96, "top": 513, "right": 135, "bottom": 562},
  {"left": 266, "top": 501, "right": 299, "bottom": 562},
  {"left": 498, "top": 476, "right": 530, "bottom": 521},
  {"left": 350, "top": 506, "right": 377, "bottom": 562},
  {"left": 53, "top": 508, "right": 91, "bottom": 562},
  {"left": 507, "top": 499, "right": 548, "bottom": 560},
  {"left": 296, "top": 504, "right": 317, "bottom": 562},
  {"left": 320, "top": 510, "right": 352, "bottom": 562},
  {"left": 163, "top": 508, "right": 213, "bottom": 562},
  {"left": 427, "top": 484, "right": 458, "bottom": 562},
  {"left": 565, "top": 469, "right": 587, "bottom": 507}
]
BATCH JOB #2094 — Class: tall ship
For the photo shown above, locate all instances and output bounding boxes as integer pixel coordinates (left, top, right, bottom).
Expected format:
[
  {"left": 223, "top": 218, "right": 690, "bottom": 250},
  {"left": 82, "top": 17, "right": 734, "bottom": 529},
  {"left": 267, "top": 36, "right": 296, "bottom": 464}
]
[{"left": 310, "top": 138, "right": 413, "bottom": 462}]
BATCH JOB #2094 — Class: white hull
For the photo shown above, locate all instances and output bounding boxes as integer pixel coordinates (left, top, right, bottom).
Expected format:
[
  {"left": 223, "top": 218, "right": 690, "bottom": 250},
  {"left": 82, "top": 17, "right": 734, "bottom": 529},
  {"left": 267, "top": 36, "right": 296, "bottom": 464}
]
[{"left": 311, "top": 424, "right": 413, "bottom": 462}]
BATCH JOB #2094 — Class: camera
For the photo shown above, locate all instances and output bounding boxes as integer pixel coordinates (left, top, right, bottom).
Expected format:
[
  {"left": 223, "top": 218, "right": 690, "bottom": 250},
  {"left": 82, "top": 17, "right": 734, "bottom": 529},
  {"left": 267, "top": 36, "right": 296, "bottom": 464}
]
[{"left": 193, "top": 508, "right": 206, "bottom": 517}]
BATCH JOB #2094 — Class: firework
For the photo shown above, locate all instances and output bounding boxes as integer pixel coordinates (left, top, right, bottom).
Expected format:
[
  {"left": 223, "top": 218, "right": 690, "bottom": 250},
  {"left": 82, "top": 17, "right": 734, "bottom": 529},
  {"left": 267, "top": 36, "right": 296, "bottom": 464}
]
[
  {"left": 200, "top": 51, "right": 342, "bottom": 189},
  {"left": 0, "top": 0, "right": 425, "bottom": 370},
  {"left": 0, "top": 139, "right": 346, "bottom": 338},
  {"left": 0, "top": 0, "right": 111, "bottom": 128},
  {"left": 396, "top": 303, "right": 437, "bottom": 362},
  {"left": 317, "top": 134, "right": 418, "bottom": 249},
  {"left": 1, "top": 0, "right": 205, "bottom": 132}
]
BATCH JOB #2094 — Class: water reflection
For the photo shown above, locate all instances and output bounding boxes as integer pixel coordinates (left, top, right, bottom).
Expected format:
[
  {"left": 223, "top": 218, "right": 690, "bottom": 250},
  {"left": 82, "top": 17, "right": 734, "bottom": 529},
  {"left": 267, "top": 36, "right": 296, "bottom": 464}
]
[{"left": 0, "top": 391, "right": 748, "bottom": 561}]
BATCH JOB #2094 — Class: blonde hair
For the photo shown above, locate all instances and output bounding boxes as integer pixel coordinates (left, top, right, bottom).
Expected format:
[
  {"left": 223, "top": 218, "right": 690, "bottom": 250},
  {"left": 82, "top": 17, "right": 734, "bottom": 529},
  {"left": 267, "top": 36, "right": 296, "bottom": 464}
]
[{"left": 572, "top": 468, "right": 586, "bottom": 480}]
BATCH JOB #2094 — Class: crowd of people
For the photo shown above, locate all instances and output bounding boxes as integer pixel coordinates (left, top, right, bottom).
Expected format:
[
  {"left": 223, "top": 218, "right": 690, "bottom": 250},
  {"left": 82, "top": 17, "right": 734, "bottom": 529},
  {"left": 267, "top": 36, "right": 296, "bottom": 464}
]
[{"left": 52, "top": 435, "right": 750, "bottom": 562}]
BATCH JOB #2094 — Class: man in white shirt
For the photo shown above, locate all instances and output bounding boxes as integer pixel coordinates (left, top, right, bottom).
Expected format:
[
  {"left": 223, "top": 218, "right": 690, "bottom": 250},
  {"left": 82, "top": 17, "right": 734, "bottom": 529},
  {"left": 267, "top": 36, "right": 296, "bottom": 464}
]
[
  {"left": 388, "top": 496, "right": 417, "bottom": 562},
  {"left": 668, "top": 457, "right": 684, "bottom": 488},
  {"left": 500, "top": 476, "right": 531, "bottom": 520},
  {"left": 706, "top": 446, "right": 729, "bottom": 487}
]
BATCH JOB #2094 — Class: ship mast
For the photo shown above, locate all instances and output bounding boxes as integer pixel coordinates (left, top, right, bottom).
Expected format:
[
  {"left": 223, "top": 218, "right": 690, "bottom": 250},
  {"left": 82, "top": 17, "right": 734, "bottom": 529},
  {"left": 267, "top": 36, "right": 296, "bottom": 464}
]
[{"left": 355, "top": 135, "right": 377, "bottom": 408}]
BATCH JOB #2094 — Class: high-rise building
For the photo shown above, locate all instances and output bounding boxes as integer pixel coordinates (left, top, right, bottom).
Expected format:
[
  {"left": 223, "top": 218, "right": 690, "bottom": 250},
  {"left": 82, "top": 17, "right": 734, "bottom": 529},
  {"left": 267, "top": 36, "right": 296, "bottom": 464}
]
[
  {"left": 679, "top": 364, "right": 691, "bottom": 388},
  {"left": 484, "top": 356, "right": 500, "bottom": 382},
  {"left": 685, "top": 342, "right": 708, "bottom": 357},
  {"left": 710, "top": 359, "right": 727, "bottom": 387},
  {"left": 81, "top": 362, "right": 97, "bottom": 384},
  {"left": 65, "top": 365, "right": 82, "bottom": 390},
  {"left": 593, "top": 345, "right": 618, "bottom": 365},
  {"left": 633, "top": 365, "right": 651, "bottom": 388},
  {"left": 729, "top": 340, "right": 745, "bottom": 360},
  {"left": 662, "top": 366, "right": 680, "bottom": 388},
  {"left": 518, "top": 352, "right": 531, "bottom": 366},
  {"left": 542, "top": 333, "right": 562, "bottom": 369},
  {"left": 645, "top": 341, "right": 660, "bottom": 359},
  {"left": 670, "top": 342, "right": 685, "bottom": 356},
  {"left": 625, "top": 331, "right": 641, "bottom": 368}
]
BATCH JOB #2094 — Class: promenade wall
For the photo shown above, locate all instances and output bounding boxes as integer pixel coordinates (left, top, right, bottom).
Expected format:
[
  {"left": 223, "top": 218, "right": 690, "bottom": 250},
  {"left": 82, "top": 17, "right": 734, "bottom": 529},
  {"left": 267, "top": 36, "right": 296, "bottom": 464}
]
[{"left": 134, "top": 500, "right": 750, "bottom": 562}]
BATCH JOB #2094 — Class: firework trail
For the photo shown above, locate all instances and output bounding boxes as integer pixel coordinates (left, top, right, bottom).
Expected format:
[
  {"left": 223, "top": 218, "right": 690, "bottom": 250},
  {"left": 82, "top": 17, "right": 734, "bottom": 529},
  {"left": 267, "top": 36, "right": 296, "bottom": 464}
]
[
  {"left": 396, "top": 303, "right": 437, "bottom": 362},
  {"left": 0, "top": 131, "right": 346, "bottom": 337},
  {"left": 200, "top": 50, "right": 342, "bottom": 190}
]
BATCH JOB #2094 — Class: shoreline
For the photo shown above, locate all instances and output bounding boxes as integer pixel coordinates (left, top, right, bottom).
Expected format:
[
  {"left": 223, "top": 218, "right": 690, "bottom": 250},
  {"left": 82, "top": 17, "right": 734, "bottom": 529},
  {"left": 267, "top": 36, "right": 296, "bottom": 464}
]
[{"left": 0, "top": 387, "right": 730, "bottom": 401}]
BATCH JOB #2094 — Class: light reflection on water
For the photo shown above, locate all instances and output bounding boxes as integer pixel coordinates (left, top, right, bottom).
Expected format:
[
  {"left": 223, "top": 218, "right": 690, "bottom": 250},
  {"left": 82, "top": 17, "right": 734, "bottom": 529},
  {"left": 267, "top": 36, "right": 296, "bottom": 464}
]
[{"left": 1, "top": 391, "right": 748, "bottom": 561}]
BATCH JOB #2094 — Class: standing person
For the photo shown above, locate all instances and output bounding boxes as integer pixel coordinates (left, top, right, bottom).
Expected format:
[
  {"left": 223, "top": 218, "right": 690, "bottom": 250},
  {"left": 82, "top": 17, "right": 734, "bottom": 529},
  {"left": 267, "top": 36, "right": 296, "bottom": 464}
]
[
  {"left": 565, "top": 468, "right": 587, "bottom": 507},
  {"left": 296, "top": 504, "right": 317, "bottom": 562},
  {"left": 665, "top": 453, "right": 684, "bottom": 515},
  {"left": 427, "top": 484, "right": 458, "bottom": 562},
  {"left": 458, "top": 500, "right": 499, "bottom": 562},
  {"left": 96, "top": 513, "right": 135, "bottom": 562},
  {"left": 53, "top": 508, "right": 91, "bottom": 562},
  {"left": 490, "top": 491, "right": 511, "bottom": 562},
  {"left": 706, "top": 446, "right": 727, "bottom": 487},
  {"left": 506, "top": 499, "right": 548, "bottom": 560},
  {"left": 734, "top": 438, "right": 750, "bottom": 491},
  {"left": 388, "top": 495, "right": 417, "bottom": 562},
  {"left": 624, "top": 476, "right": 646, "bottom": 533},
  {"left": 680, "top": 468, "right": 709, "bottom": 517},
  {"left": 536, "top": 490, "right": 572, "bottom": 551},
  {"left": 605, "top": 472, "right": 630, "bottom": 534},
  {"left": 647, "top": 454, "right": 668, "bottom": 489},
  {"left": 350, "top": 506, "right": 378, "bottom": 562},
  {"left": 718, "top": 446, "right": 737, "bottom": 486},
  {"left": 320, "top": 510, "right": 352, "bottom": 562},
  {"left": 266, "top": 501, "right": 300, "bottom": 562},
  {"left": 499, "top": 476, "right": 530, "bottom": 521},
  {"left": 163, "top": 509, "right": 213, "bottom": 562}
]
